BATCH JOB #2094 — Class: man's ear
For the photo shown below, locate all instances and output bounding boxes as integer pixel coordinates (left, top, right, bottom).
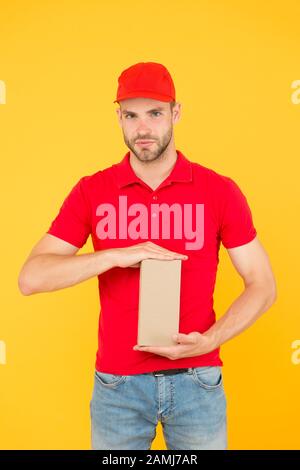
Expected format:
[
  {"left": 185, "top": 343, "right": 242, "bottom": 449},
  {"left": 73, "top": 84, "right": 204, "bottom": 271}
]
[
  {"left": 116, "top": 107, "right": 122, "bottom": 127},
  {"left": 173, "top": 102, "right": 181, "bottom": 124}
]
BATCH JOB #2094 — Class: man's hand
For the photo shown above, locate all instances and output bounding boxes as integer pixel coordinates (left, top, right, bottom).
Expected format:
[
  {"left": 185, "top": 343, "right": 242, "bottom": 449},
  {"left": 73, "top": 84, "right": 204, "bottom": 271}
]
[
  {"left": 133, "top": 331, "right": 214, "bottom": 360},
  {"left": 110, "top": 241, "right": 188, "bottom": 268}
]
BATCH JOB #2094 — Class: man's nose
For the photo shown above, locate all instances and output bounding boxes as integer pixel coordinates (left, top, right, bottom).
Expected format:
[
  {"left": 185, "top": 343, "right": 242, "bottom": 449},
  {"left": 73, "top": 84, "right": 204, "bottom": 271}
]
[{"left": 135, "top": 121, "right": 152, "bottom": 134}]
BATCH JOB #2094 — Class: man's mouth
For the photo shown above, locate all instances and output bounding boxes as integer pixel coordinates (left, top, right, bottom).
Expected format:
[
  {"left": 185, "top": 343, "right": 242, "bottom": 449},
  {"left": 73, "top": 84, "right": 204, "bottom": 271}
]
[{"left": 136, "top": 140, "right": 155, "bottom": 147}]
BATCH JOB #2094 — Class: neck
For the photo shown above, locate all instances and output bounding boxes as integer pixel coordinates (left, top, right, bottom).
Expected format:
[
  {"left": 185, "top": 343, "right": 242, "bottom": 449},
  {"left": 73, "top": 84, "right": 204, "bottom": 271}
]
[{"left": 129, "top": 146, "right": 178, "bottom": 187}]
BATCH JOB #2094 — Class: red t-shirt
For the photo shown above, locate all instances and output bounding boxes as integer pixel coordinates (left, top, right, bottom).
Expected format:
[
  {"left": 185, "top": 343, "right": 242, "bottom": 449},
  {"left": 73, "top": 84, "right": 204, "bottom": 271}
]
[{"left": 46, "top": 149, "right": 257, "bottom": 375}]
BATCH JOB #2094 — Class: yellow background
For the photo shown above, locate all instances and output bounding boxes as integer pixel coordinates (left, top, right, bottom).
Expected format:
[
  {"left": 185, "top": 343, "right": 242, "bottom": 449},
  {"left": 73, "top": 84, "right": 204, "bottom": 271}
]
[{"left": 1, "top": 0, "right": 299, "bottom": 450}]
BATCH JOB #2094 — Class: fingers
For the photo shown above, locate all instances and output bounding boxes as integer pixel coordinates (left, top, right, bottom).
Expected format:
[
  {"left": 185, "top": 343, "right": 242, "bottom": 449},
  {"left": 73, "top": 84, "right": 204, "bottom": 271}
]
[
  {"left": 125, "top": 241, "right": 189, "bottom": 269},
  {"left": 144, "top": 242, "right": 188, "bottom": 260},
  {"left": 147, "top": 251, "right": 187, "bottom": 260}
]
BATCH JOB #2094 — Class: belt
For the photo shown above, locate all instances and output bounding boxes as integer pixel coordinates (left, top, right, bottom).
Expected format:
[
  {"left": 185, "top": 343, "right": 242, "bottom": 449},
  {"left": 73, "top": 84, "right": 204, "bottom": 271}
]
[{"left": 151, "top": 368, "right": 189, "bottom": 376}]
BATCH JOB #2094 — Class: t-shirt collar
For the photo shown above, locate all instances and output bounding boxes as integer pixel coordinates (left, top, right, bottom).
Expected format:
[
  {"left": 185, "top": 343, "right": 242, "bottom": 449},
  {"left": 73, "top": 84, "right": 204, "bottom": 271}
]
[{"left": 114, "top": 149, "right": 193, "bottom": 189}]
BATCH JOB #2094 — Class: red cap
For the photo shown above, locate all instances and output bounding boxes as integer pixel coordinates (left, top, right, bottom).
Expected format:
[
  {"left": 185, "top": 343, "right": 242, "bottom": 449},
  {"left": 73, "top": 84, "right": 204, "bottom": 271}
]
[{"left": 113, "top": 62, "right": 176, "bottom": 104}]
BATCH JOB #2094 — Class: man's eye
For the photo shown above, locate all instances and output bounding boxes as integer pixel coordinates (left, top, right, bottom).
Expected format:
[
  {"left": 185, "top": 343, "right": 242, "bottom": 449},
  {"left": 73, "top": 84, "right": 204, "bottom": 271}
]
[{"left": 125, "top": 112, "right": 161, "bottom": 119}]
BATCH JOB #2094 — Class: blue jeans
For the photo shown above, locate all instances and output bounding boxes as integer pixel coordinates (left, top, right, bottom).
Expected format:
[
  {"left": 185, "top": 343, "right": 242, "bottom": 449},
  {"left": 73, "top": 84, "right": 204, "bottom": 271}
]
[{"left": 90, "top": 366, "right": 227, "bottom": 450}]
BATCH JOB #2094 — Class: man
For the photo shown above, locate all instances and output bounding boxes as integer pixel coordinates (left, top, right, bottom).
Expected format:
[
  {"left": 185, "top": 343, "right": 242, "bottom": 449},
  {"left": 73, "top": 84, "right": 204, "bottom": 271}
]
[{"left": 18, "top": 62, "right": 277, "bottom": 450}]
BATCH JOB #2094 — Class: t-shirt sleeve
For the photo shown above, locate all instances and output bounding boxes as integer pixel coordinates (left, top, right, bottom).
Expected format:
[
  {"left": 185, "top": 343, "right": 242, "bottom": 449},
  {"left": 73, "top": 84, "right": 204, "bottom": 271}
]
[
  {"left": 219, "top": 176, "right": 257, "bottom": 249},
  {"left": 46, "top": 176, "right": 91, "bottom": 248}
]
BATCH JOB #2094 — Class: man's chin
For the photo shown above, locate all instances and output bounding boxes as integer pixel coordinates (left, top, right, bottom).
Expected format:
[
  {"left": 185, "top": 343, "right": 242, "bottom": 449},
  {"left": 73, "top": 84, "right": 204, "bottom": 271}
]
[
  {"left": 133, "top": 147, "right": 155, "bottom": 159},
  {"left": 137, "top": 153, "right": 155, "bottom": 162}
]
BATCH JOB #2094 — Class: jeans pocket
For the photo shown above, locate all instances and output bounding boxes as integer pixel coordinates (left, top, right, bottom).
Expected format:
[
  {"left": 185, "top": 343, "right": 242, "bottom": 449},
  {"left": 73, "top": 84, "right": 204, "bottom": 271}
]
[
  {"left": 94, "top": 369, "right": 127, "bottom": 388},
  {"left": 191, "top": 366, "right": 223, "bottom": 390}
]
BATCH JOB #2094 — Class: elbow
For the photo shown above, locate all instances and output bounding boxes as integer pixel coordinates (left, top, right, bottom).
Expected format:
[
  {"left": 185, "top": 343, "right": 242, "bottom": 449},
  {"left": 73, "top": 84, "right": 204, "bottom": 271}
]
[
  {"left": 18, "top": 270, "right": 37, "bottom": 296},
  {"left": 265, "top": 278, "right": 277, "bottom": 309},
  {"left": 271, "top": 283, "right": 277, "bottom": 304},
  {"left": 247, "top": 276, "right": 277, "bottom": 310},
  {"left": 18, "top": 277, "right": 34, "bottom": 296}
]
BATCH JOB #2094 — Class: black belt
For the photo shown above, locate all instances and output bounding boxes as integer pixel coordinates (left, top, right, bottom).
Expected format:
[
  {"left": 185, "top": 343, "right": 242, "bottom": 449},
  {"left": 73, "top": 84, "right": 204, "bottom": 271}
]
[{"left": 151, "top": 368, "right": 189, "bottom": 376}]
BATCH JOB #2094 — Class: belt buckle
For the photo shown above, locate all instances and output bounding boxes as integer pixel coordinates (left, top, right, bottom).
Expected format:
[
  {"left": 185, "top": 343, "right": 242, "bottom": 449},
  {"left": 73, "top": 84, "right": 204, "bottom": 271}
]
[
  {"left": 153, "top": 369, "right": 170, "bottom": 376},
  {"left": 153, "top": 368, "right": 183, "bottom": 376}
]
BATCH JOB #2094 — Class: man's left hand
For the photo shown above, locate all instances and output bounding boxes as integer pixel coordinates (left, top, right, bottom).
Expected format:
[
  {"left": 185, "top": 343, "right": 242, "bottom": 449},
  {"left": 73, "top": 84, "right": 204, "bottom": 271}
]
[{"left": 133, "top": 331, "right": 214, "bottom": 360}]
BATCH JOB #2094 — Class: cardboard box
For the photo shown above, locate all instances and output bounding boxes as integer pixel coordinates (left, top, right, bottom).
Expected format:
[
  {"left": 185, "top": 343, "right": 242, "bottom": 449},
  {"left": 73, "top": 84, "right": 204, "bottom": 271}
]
[{"left": 137, "top": 259, "right": 182, "bottom": 347}]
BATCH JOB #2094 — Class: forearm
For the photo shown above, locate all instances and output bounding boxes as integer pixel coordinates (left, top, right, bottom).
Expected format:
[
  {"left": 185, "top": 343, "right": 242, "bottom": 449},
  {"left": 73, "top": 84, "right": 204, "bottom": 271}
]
[
  {"left": 204, "top": 283, "right": 276, "bottom": 351},
  {"left": 19, "top": 249, "right": 115, "bottom": 295}
]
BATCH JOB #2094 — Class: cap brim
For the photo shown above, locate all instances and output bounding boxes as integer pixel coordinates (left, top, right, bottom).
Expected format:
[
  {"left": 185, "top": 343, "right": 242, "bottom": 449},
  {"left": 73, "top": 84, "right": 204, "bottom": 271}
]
[{"left": 113, "top": 90, "right": 174, "bottom": 104}]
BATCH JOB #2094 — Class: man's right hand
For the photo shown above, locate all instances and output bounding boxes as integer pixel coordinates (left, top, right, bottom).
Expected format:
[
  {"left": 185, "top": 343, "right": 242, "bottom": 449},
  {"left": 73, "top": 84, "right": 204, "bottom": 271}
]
[{"left": 109, "top": 241, "right": 188, "bottom": 268}]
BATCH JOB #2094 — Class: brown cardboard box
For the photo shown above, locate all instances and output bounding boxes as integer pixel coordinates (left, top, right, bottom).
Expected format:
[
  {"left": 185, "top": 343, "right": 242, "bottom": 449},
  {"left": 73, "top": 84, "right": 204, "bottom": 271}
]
[{"left": 137, "top": 259, "right": 182, "bottom": 347}]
